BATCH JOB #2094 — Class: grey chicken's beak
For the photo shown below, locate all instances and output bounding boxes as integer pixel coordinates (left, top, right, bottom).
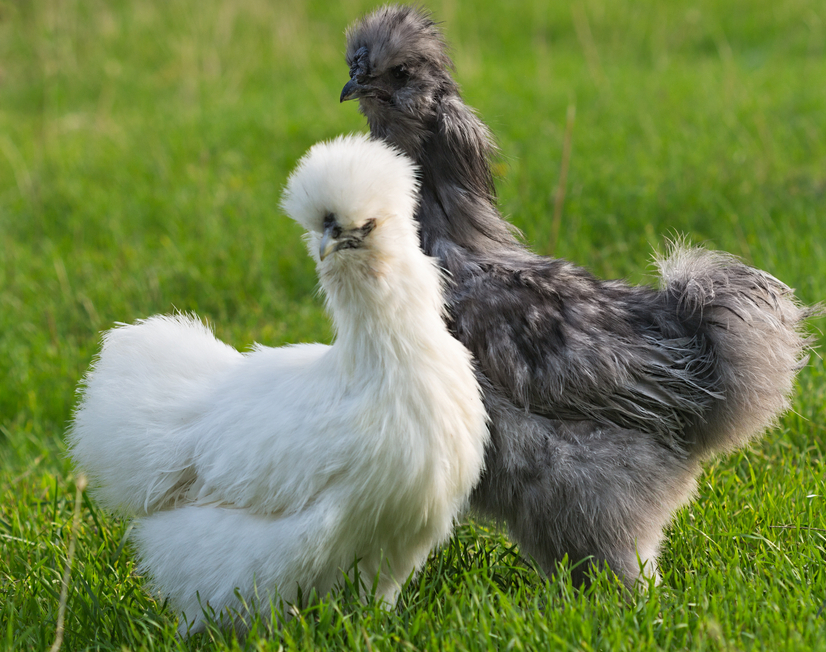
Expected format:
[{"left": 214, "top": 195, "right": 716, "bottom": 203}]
[
  {"left": 318, "top": 225, "right": 340, "bottom": 261},
  {"left": 340, "top": 79, "right": 362, "bottom": 103}
]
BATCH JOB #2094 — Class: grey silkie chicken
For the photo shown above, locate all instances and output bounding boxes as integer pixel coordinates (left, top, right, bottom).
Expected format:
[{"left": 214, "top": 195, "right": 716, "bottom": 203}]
[{"left": 340, "top": 5, "right": 818, "bottom": 586}]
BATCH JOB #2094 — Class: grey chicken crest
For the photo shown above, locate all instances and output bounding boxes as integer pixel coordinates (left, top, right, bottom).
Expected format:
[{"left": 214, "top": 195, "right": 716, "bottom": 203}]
[{"left": 341, "top": 4, "right": 816, "bottom": 586}]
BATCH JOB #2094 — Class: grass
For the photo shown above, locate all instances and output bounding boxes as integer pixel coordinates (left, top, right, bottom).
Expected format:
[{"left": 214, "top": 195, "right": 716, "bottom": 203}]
[{"left": 1, "top": 0, "right": 825, "bottom": 649}]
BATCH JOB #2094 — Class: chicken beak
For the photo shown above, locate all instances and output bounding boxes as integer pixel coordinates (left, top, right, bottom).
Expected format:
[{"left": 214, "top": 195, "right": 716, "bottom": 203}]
[
  {"left": 340, "top": 79, "right": 361, "bottom": 103},
  {"left": 318, "top": 226, "right": 339, "bottom": 261}
]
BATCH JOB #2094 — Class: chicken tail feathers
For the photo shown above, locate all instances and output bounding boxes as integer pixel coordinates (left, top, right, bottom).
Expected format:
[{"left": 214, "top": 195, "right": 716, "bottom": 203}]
[
  {"left": 68, "top": 314, "right": 243, "bottom": 515},
  {"left": 655, "top": 240, "right": 819, "bottom": 458}
]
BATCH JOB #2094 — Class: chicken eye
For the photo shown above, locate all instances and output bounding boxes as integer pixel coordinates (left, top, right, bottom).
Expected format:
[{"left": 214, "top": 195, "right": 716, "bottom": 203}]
[
  {"left": 323, "top": 213, "right": 342, "bottom": 238},
  {"left": 390, "top": 65, "right": 409, "bottom": 82}
]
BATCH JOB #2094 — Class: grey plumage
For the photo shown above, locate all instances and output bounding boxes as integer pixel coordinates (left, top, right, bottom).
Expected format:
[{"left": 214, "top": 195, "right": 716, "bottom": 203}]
[{"left": 341, "top": 5, "right": 818, "bottom": 586}]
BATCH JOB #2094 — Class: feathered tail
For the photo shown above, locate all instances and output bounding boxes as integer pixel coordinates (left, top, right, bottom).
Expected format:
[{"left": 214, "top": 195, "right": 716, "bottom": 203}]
[
  {"left": 68, "top": 314, "right": 243, "bottom": 515},
  {"left": 656, "top": 242, "right": 818, "bottom": 458}
]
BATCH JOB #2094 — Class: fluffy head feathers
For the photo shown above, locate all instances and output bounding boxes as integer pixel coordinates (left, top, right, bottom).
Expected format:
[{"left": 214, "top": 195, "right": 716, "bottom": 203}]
[
  {"left": 343, "top": 5, "right": 454, "bottom": 108},
  {"left": 281, "top": 134, "right": 421, "bottom": 263},
  {"left": 341, "top": 5, "right": 472, "bottom": 164}
]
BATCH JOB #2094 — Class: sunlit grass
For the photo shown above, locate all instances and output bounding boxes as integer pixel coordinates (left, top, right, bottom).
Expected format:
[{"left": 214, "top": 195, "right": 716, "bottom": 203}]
[{"left": 1, "top": 0, "right": 824, "bottom": 649}]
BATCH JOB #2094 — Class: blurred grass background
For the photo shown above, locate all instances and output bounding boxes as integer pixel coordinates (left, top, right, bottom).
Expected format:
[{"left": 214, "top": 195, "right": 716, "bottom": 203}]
[{"left": 1, "top": 0, "right": 824, "bottom": 649}]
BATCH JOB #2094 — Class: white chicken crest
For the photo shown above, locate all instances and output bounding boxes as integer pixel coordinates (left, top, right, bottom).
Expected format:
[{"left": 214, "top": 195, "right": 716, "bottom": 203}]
[{"left": 68, "top": 134, "right": 489, "bottom": 634}]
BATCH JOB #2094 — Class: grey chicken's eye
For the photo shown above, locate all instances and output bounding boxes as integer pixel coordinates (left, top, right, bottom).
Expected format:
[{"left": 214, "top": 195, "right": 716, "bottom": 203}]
[{"left": 390, "top": 65, "right": 409, "bottom": 82}]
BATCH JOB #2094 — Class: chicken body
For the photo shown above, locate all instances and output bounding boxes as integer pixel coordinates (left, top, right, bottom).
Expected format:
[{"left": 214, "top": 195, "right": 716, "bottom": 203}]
[
  {"left": 342, "top": 6, "right": 815, "bottom": 585},
  {"left": 69, "top": 135, "right": 488, "bottom": 631}
]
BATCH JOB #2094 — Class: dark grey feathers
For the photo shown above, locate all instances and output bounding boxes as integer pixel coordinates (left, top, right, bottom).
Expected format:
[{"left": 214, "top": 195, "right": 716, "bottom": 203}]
[
  {"left": 343, "top": 5, "right": 818, "bottom": 586},
  {"left": 344, "top": 6, "right": 513, "bottom": 253}
]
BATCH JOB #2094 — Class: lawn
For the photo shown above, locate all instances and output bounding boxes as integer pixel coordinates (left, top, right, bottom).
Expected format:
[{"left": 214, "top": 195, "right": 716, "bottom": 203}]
[{"left": 1, "top": 0, "right": 825, "bottom": 650}]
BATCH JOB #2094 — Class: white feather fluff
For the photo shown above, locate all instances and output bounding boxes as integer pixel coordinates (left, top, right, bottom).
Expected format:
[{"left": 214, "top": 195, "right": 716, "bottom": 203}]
[{"left": 68, "top": 134, "right": 488, "bottom": 633}]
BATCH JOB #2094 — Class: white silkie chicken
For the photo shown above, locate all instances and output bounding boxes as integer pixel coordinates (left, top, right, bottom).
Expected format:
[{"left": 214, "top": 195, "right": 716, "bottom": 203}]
[{"left": 68, "top": 134, "right": 488, "bottom": 633}]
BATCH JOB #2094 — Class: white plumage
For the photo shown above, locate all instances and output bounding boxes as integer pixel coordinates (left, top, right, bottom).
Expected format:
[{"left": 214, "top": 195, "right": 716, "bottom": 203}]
[{"left": 68, "top": 134, "right": 488, "bottom": 633}]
